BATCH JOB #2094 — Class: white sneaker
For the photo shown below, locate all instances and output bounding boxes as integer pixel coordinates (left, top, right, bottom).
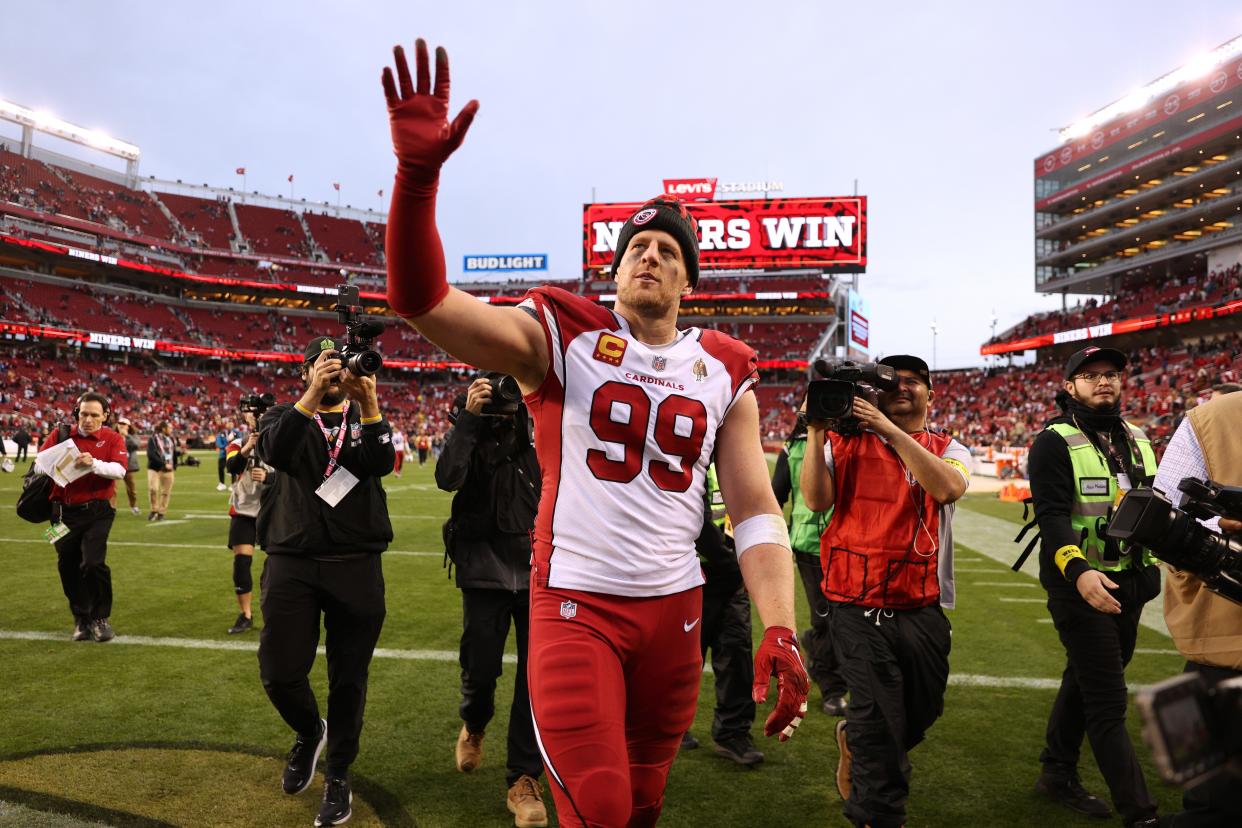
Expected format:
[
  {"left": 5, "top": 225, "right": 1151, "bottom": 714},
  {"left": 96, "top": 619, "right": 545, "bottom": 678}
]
[
  {"left": 130, "top": 506, "right": 140, "bottom": 515},
  {"left": 216, "top": 483, "right": 227, "bottom": 491}
]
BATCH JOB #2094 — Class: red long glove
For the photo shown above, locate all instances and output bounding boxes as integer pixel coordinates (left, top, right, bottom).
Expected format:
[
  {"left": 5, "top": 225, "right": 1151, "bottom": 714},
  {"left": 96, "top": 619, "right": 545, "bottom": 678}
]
[
  {"left": 381, "top": 39, "right": 479, "bottom": 318},
  {"left": 751, "top": 626, "right": 810, "bottom": 741}
]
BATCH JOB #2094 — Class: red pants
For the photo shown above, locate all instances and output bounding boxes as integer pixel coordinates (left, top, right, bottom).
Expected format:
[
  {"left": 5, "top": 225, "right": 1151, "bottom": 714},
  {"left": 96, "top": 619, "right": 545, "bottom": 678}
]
[
  {"left": 528, "top": 582, "right": 703, "bottom": 828},
  {"left": 393, "top": 451, "right": 404, "bottom": 474}
]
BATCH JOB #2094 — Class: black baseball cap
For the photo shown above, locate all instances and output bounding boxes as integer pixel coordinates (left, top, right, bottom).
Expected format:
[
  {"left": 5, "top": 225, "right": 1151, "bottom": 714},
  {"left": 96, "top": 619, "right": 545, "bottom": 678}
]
[
  {"left": 879, "top": 354, "right": 932, "bottom": 388},
  {"left": 1064, "top": 346, "right": 1127, "bottom": 379},
  {"left": 302, "top": 335, "right": 340, "bottom": 364}
]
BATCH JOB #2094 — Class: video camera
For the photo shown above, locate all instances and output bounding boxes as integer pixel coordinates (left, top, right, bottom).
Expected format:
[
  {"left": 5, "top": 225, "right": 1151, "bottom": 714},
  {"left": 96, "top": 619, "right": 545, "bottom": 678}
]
[
  {"left": 1135, "top": 672, "right": 1242, "bottom": 787},
  {"left": 333, "top": 283, "right": 384, "bottom": 377},
  {"left": 806, "top": 359, "right": 899, "bottom": 436},
  {"left": 1107, "top": 477, "right": 1242, "bottom": 605},
  {"left": 239, "top": 392, "right": 276, "bottom": 416}
]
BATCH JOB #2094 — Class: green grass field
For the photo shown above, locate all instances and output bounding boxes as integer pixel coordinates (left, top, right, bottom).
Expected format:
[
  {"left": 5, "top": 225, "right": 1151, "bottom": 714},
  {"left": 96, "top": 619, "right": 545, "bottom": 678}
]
[{"left": 0, "top": 454, "right": 1189, "bottom": 827}]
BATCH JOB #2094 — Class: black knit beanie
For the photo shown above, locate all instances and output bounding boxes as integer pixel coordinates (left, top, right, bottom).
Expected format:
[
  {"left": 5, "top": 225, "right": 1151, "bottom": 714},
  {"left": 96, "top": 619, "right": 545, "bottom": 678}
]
[{"left": 609, "top": 195, "right": 700, "bottom": 288}]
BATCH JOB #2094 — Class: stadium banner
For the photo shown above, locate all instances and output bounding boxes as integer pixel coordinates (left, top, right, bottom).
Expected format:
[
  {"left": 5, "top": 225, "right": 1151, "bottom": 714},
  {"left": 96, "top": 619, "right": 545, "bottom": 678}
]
[
  {"left": 980, "top": 296, "right": 1242, "bottom": 355},
  {"left": 1036, "top": 56, "right": 1242, "bottom": 179},
  {"left": 463, "top": 254, "right": 548, "bottom": 273},
  {"left": 583, "top": 196, "right": 867, "bottom": 273},
  {"left": 663, "top": 178, "right": 717, "bottom": 201},
  {"left": 847, "top": 289, "right": 870, "bottom": 357}
]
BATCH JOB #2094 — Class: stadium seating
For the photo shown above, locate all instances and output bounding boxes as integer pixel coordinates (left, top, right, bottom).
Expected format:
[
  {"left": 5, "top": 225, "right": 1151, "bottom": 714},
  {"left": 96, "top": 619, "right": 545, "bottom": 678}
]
[
  {"left": 303, "top": 211, "right": 383, "bottom": 266},
  {"left": 157, "top": 192, "right": 236, "bottom": 249},
  {"left": 234, "top": 203, "right": 313, "bottom": 258}
]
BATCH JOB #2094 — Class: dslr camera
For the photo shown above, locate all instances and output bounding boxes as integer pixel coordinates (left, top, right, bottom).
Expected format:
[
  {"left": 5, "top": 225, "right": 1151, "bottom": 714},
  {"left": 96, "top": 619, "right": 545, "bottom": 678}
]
[
  {"left": 239, "top": 392, "right": 276, "bottom": 416},
  {"left": 483, "top": 373, "right": 522, "bottom": 416},
  {"left": 1107, "top": 477, "right": 1242, "bottom": 605},
  {"left": 333, "top": 283, "right": 385, "bottom": 377},
  {"left": 806, "top": 359, "right": 899, "bottom": 436}
]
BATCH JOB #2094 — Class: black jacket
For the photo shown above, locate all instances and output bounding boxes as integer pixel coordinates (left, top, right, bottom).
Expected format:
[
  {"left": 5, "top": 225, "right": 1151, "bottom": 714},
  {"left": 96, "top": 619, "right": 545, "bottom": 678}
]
[
  {"left": 257, "top": 402, "right": 395, "bottom": 556},
  {"left": 147, "top": 434, "right": 178, "bottom": 471},
  {"left": 1028, "top": 407, "right": 1146, "bottom": 593},
  {"left": 436, "top": 409, "right": 539, "bottom": 591}
]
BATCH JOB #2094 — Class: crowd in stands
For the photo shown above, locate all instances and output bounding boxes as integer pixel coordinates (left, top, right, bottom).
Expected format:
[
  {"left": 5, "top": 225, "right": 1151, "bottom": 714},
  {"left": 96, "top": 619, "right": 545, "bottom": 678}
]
[
  {"left": 931, "top": 333, "right": 1242, "bottom": 449},
  {"left": 990, "top": 265, "right": 1242, "bottom": 345}
]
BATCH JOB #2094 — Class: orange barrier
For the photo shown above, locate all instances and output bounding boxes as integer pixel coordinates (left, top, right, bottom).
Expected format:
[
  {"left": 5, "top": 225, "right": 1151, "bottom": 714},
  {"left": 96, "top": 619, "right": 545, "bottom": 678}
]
[{"left": 998, "top": 483, "right": 1032, "bottom": 502}]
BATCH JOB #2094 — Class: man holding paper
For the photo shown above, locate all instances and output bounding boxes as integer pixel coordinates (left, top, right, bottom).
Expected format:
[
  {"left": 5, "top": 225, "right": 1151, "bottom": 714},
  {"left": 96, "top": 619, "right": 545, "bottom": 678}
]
[{"left": 38, "top": 392, "right": 128, "bottom": 642}]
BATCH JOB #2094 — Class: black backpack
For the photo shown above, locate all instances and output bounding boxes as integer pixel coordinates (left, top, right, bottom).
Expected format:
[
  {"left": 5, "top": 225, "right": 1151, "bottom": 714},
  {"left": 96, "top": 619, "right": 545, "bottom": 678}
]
[{"left": 16, "top": 424, "right": 70, "bottom": 524}]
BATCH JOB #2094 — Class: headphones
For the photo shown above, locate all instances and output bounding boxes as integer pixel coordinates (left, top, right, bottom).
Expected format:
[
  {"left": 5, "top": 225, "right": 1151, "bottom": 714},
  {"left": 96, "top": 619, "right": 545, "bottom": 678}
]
[{"left": 71, "top": 393, "right": 111, "bottom": 425}]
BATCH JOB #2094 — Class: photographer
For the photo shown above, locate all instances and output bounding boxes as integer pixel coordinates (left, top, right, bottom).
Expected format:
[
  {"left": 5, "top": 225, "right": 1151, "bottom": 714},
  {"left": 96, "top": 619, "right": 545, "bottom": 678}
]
[
  {"left": 436, "top": 375, "right": 547, "bottom": 828},
  {"left": 771, "top": 413, "right": 848, "bottom": 716},
  {"left": 223, "top": 401, "right": 275, "bottom": 634},
  {"left": 256, "top": 336, "right": 395, "bottom": 828},
  {"left": 1151, "top": 390, "right": 1242, "bottom": 826},
  {"left": 799, "top": 354, "right": 969, "bottom": 828},
  {"left": 146, "top": 420, "right": 176, "bottom": 521},
  {"left": 1025, "top": 346, "right": 1161, "bottom": 828}
]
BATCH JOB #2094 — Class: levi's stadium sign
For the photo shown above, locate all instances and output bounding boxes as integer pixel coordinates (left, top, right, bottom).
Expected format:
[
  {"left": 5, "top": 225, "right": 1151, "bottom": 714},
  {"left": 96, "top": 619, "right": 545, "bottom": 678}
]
[{"left": 584, "top": 196, "right": 866, "bottom": 273}]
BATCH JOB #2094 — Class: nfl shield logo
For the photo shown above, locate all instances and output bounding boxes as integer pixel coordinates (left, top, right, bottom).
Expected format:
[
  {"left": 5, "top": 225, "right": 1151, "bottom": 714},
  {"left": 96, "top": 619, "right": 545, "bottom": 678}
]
[
  {"left": 651, "top": 355, "right": 667, "bottom": 372},
  {"left": 559, "top": 600, "right": 578, "bottom": 620}
]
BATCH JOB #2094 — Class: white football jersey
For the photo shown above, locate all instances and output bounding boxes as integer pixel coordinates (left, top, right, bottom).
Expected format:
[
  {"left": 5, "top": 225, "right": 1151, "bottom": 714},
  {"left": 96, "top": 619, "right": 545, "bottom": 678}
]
[{"left": 520, "top": 287, "right": 758, "bottom": 597}]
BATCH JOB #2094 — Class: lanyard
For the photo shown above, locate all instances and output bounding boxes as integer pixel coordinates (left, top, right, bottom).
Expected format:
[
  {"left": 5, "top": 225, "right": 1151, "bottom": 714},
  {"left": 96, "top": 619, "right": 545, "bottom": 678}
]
[{"left": 313, "top": 400, "right": 350, "bottom": 480}]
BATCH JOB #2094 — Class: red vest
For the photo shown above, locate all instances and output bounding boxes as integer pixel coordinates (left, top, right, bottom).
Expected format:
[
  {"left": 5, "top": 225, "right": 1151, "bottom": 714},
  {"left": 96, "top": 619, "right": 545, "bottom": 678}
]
[
  {"left": 820, "top": 429, "right": 952, "bottom": 609},
  {"left": 41, "top": 426, "right": 128, "bottom": 506}
]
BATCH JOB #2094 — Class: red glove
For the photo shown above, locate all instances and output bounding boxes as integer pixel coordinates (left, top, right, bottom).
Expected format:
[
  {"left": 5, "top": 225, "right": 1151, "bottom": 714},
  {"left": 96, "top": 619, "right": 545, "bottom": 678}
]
[
  {"left": 380, "top": 39, "right": 479, "bottom": 318},
  {"left": 752, "top": 626, "right": 810, "bottom": 741}
]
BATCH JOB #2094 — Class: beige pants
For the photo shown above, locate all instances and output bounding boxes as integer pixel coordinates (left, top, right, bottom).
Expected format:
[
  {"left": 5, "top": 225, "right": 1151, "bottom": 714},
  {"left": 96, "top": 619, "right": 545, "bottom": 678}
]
[{"left": 147, "top": 469, "right": 175, "bottom": 514}]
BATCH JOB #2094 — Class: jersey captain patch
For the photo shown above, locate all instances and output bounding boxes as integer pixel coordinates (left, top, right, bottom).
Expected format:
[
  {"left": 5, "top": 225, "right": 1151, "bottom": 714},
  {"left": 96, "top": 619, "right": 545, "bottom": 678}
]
[{"left": 593, "top": 333, "right": 628, "bottom": 366}]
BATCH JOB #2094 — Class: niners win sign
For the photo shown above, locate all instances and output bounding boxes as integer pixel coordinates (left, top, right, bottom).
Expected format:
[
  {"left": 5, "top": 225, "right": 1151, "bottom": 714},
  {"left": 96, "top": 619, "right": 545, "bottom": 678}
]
[{"left": 584, "top": 197, "right": 866, "bottom": 273}]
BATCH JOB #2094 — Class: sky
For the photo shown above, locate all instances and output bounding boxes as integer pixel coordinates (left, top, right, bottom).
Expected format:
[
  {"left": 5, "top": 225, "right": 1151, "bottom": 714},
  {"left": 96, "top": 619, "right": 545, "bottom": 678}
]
[{"left": 4, "top": 1, "right": 1242, "bottom": 369}]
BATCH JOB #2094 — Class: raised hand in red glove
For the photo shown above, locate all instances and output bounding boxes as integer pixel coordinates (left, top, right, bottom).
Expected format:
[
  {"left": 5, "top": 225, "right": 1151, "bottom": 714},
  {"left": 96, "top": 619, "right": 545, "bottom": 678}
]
[
  {"left": 751, "top": 626, "right": 811, "bottom": 741},
  {"left": 381, "top": 39, "right": 479, "bottom": 186}
]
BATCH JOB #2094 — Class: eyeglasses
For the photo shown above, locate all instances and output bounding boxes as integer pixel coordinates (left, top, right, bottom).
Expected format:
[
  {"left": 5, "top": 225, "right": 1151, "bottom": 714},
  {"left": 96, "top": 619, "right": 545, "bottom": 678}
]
[{"left": 1074, "top": 370, "right": 1124, "bottom": 384}]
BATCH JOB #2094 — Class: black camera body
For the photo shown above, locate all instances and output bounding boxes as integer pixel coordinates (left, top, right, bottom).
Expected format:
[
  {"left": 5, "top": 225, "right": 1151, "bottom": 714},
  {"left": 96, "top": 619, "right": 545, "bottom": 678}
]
[
  {"left": 333, "top": 283, "right": 384, "bottom": 377},
  {"left": 1135, "top": 672, "right": 1242, "bottom": 787},
  {"left": 239, "top": 392, "right": 276, "bottom": 416},
  {"left": 1107, "top": 478, "right": 1242, "bottom": 605},
  {"left": 483, "top": 374, "right": 522, "bottom": 416},
  {"left": 806, "top": 359, "right": 899, "bottom": 435}
]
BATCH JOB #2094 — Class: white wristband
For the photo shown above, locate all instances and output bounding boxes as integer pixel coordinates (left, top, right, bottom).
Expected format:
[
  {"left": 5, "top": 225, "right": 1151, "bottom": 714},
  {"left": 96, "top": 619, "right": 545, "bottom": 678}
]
[{"left": 732, "top": 513, "right": 791, "bottom": 560}]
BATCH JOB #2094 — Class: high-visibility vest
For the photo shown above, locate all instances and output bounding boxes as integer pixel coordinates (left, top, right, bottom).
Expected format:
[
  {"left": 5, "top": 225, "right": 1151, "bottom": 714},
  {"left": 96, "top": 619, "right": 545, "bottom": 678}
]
[
  {"left": 784, "top": 437, "right": 832, "bottom": 555},
  {"left": 1047, "top": 421, "right": 1158, "bottom": 571}
]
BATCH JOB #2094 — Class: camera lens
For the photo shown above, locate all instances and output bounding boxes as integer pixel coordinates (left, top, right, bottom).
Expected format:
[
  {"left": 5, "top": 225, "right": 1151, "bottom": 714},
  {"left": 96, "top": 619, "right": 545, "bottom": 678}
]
[{"left": 348, "top": 350, "right": 383, "bottom": 377}]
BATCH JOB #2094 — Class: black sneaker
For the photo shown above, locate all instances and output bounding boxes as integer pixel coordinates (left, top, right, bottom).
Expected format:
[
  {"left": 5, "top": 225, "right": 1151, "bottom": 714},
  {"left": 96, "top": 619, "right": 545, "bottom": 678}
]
[
  {"left": 228, "top": 613, "right": 253, "bottom": 634},
  {"left": 147, "top": 512, "right": 156, "bottom": 521},
  {"left": 680, "top": 732, "right": 699, "bottom": 751},
  {"left": 821, "top": 695, "right": 848, "bottom": 716},
  {"left": 91, "top": 618, "right": 115, "bottom": 642},
  {"left": 713, "top": 736, "right": 765, "bottom": 766},
  {"left": 315, "top": 775, "right": 352, "bottom": 827},
  {"left": 1035, "top": 771, "right": 1111, "bottom": 818},
  {"left": 283, "top": 718, "right": 327, "bottom": 795},
  {"left": 72, "top": 617, "right": 92, "bottom": 641}
]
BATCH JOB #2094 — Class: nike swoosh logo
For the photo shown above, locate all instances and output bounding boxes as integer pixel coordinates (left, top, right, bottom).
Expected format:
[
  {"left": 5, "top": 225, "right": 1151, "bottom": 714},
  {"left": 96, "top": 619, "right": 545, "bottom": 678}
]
[{"left": 683, "top": 619, "right": 700, "bottom": 633}]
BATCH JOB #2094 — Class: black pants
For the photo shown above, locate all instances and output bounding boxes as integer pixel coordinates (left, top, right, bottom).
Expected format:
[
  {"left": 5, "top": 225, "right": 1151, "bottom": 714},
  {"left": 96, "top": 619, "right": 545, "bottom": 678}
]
[
  {"left": 54, "top": 501, "right": 115, "bottom": 621},
  {"left": 459, "top": 588, "right": 541, "bottom": 785},
  {"left": 794, "top": 550, "right": 847, "bottom": 698},
  {"left": 16, "top": 444, "right": 28, "bottom": 461},
  {"left": 258, "top": 554, "right": 386, "bottom": 777},
  {"left": 830, "top": 601, "right": 951, "bottom": 828},
  {"left": 1161, "top": 661, "right": 1242, "bottom": 828},
  {"left": 217, "top": 455, "right": 226, "bottom": 485},
  {"left": 1041, "top": 567, "right": 1159, "bottom": 824},
  {"left": 700, "top": 569, "right": 756, "bottom": 743}
]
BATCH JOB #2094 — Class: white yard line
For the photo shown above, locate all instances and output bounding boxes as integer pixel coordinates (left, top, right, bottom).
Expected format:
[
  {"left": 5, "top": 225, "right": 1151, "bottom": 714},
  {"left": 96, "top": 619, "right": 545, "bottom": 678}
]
[
  {"left": 0, "top": 537, "right": 441, "bottom": 557},
  {"left": 970, "top": 581, "right": 1037, "bottom": 588},
  {"left": 997, "top": 597, "right": 1045, "bottom": 603},
  {"left": 954, "top": 507, "right": 1170, "bottom": 638}
]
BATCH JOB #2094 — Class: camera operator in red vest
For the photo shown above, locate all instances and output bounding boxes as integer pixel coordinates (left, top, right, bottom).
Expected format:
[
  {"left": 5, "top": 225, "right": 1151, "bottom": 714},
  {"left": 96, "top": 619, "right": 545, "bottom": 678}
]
[
  {"left": 39, "top": 392, "right": 129, "bottom": 643},
  {"left": 800, "top": 355, "right": 971, "bottom": 828}
]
